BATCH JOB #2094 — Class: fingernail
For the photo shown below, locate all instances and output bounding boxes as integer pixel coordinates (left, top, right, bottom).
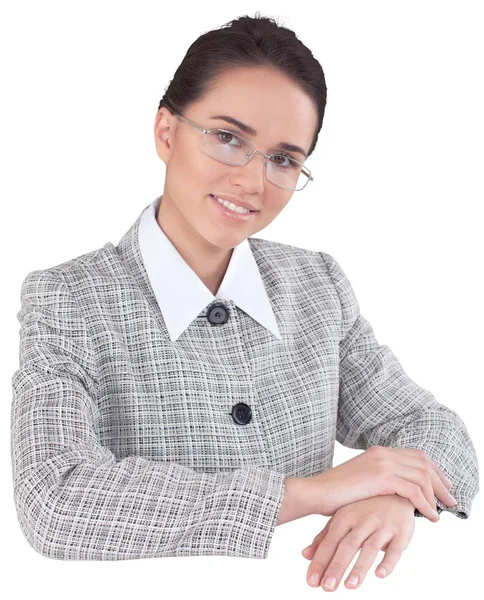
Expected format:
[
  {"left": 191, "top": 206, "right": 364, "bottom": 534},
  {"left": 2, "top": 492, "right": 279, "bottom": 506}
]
[
  {"left": 323, "top": 576, "right": 336, "bottom": 590},
  {"left": 449, "top": 494, "right": 457, "bottom": 505},
  {"left": 378, "top": 567, "right": 387, "bottom": 577},
  {"left": 444, "top": 475, "right": 453, "bottom": 487},
  {"left": 432, "top": 509, "right": 440, "bottom": 519},
  {"left": 309, "top": 573, "right": 320, "bottom": 585},
  {"left": 347, "top": 575, "right": 359, "bottom": 587}
]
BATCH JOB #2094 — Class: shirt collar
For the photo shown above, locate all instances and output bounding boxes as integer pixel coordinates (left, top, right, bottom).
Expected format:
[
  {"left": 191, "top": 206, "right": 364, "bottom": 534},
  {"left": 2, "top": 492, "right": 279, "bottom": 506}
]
[{"left": 138, "top": 195, "right": 282, "bottom": 342}]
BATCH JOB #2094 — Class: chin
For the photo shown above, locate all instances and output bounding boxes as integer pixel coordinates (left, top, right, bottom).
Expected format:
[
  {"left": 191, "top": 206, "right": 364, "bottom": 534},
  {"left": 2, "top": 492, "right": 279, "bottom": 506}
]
[{"left": 204, "top": 228, "right": 246, "bottom": 248}]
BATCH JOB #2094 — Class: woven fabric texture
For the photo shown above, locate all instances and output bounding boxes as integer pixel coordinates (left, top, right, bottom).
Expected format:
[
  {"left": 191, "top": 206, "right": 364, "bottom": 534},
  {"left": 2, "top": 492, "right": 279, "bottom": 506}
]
[{"left": 11, "top": 205, "right": 479, "bottom": 561}]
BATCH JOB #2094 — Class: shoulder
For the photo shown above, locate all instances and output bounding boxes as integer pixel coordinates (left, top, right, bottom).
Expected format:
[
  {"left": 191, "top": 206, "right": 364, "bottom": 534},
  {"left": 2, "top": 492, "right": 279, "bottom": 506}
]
[
  {"left": 18, "top": 243, "right": 117, "bottom": 302},
  {"left": 249, "top": 236, "right": 360, "bottom": 335},
  {"left": 248, "top": 235, "right": 321, "bottom": 268},
  {"left": 248, "top": 236, "right": 350, "bottom": 283}
]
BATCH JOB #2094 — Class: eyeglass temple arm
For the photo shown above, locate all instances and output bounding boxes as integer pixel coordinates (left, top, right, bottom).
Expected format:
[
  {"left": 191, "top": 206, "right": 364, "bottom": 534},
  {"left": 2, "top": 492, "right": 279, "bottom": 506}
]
[
  {"left": 174, "top": 111, "right": 314, "bottom": 182},
  {"left": 174, "top": 112, "right": 210, "bottom": 134}
]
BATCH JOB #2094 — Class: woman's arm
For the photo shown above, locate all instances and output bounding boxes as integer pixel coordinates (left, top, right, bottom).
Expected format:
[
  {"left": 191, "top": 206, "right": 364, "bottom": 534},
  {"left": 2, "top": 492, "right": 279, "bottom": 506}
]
[
  {"left": 11, "top": 269, "right": 286, "bottom": 561},
  {"left": 320, "top": 251, "right": 480, "bottom": 519}
]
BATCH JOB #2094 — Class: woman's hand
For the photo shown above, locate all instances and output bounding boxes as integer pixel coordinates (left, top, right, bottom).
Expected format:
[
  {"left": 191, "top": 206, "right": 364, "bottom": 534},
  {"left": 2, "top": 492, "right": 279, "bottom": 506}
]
[
  {"left": 306, "top": 446, "right": 456, "bottom": 522},
  {"left": 301, "top": 495, "right": 416, "bottom": 591}
]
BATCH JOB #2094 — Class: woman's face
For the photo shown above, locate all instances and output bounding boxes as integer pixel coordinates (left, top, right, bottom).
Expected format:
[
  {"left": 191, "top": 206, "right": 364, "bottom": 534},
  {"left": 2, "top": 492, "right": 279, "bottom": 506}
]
[{"left": 154, "top": 66, "right": 318, "bottom": 251}]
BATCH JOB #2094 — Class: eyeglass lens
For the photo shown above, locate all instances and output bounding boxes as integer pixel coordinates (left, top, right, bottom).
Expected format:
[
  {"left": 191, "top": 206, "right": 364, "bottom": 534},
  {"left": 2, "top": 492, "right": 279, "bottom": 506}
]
[{"left": 203, "top": 130, "right": 309, "bottom": 191}]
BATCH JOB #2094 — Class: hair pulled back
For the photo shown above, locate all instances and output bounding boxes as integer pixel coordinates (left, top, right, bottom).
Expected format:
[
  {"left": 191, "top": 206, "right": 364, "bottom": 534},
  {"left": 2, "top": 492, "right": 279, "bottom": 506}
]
[{"left": 157, "top": 12, "right": 327, "bottom": 158}]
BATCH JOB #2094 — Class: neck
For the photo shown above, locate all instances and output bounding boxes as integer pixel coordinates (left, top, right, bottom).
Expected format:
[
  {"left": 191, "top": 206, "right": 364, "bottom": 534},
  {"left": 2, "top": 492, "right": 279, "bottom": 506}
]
[{"left": 156, "top": 194, "right": 233, "bottom": 296}]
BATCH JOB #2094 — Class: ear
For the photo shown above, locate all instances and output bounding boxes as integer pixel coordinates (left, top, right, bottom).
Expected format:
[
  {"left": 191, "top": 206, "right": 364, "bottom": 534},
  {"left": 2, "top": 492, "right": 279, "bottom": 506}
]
[{"left": 154, "top": 108, "right": 175, "bottom": 162}]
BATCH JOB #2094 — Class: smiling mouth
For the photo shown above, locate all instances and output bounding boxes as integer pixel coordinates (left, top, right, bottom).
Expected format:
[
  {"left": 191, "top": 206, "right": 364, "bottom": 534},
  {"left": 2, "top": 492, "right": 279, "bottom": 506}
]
[{"left": 210, "top": 195, "right": 258, "bottom": 214}]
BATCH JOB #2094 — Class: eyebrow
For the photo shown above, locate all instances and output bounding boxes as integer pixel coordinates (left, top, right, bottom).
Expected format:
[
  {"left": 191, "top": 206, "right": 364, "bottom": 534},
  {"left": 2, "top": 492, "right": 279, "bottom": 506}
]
[{"left": 209, "top": 114, "right": 308, "bottom": 159}]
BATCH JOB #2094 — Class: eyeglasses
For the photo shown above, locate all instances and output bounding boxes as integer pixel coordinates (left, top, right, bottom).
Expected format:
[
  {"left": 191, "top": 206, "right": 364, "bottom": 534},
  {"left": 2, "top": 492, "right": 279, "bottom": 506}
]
[{"left": 170, "top": 110, "right": 314, "bottom": 192}]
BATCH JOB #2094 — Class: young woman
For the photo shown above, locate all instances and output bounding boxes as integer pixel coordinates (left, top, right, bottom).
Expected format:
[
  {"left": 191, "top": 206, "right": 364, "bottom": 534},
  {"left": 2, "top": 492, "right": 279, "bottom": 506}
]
[{"left": 11, "top": 12, "right": 478, "bottom": 591}]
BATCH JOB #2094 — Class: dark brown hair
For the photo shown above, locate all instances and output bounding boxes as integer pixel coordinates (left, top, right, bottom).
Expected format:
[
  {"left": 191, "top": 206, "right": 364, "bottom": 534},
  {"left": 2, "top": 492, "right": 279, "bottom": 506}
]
[{"left": 157, "top": 12, "right": 327, "bottom": 159}]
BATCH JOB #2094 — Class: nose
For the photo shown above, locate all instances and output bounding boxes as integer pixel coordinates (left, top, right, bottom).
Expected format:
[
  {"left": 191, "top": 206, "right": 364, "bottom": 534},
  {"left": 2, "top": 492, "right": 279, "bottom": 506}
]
[{"left": 231, "top": 151, "right": 266, "bottom": 194}]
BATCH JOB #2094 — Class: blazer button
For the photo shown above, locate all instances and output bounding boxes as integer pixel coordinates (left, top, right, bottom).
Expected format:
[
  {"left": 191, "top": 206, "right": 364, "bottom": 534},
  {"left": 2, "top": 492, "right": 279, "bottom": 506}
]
[
  {"left": 207, "top": 303, "right": 229, "bottom": 325},
  {"left": 231, "top": 403, "right": 252, "bottom": 425}
]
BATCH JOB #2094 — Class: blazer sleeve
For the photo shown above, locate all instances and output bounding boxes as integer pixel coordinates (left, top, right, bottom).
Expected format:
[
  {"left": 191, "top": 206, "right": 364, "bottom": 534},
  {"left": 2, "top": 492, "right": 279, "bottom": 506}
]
[
  {"left": 10, "top": 269, "right": 286, "bottom": 561},
  {"left": 320, "top": 251, "right": 479, "bottom": 520}
]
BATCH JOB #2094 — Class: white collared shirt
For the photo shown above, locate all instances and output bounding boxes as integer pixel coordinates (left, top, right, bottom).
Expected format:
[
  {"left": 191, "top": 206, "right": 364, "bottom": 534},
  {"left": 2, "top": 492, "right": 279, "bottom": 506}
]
[{"left": 138, "top": 195, "right": 282, "bottom": 342}]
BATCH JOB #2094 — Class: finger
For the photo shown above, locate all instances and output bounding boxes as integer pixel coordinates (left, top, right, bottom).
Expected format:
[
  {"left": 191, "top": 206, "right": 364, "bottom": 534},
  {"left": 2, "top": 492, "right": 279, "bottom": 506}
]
[
  {"left": 375, "top": 537, "right": 405, "bottom": 579},
  {"left": 306, "top": 521, "right": 353, "bottom": 588},
  {"left": 316, "top": 521, "right": 379, "bottom": 592},
  {"left": 302, "top": 543, "right": 318, "bottom": 560},
  {"left": 393, "top": 448, "right": 453, "bottom": 487},
  {"left": 391, "top": 476, "right": 440, "bottom": 521},
  {"left": 392, "top": 450, "right": 457, "bottom": 505},
  {"left": 301, "top": 521, "right": 331, "bottom": 559},
  {"left": 394, "top": 463, "right": 457, "bottom": 510},
  {"left": 391, "top": 447, "right": 453, "bottom": 488},
  {"left": 343, "top": 531, "right": 393, "bottom": 589},
  {"left": 394, "top": 464, "right": 439, "bottom": 511},
  {"left": 302, "top": 532, "right": 328, "bottom": 560}
]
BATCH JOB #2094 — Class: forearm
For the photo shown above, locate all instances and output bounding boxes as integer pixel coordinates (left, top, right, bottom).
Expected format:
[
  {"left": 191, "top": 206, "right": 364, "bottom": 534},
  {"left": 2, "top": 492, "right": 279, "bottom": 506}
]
[{"left": 276, "top": 476, "right": 315, "bottom": 525}]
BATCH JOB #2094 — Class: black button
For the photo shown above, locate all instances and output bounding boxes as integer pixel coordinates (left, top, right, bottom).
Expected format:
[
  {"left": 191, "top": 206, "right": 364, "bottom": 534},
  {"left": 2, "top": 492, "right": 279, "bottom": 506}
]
[
  {"left": 207, "top": 303, "right": 229, "bottom": 325},
  {"left": 231, "top": 403, "right": 252, "bottom": 425}
]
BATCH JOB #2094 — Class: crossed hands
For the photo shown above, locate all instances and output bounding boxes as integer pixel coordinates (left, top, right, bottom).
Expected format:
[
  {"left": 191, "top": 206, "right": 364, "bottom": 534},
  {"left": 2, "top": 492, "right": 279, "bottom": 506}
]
[{"left": 301, "top": 494, "right": 417, "bottom": 591}]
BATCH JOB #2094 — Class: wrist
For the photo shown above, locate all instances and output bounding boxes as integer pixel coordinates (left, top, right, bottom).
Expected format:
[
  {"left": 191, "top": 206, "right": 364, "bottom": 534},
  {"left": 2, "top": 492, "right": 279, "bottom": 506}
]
[
  {"left": 304, "top": 472, "right": 327, "bottom": 515},
  {"left": 289, "top": 475, "right": 322, "bottom": 519},
  {"left": 277, "top": 476, "right": 314, "bottom": 525}
]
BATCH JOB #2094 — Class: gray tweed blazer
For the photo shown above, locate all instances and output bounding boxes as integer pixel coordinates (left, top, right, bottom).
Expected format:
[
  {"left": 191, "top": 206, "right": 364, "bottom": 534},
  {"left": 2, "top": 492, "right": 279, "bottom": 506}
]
[{"left": 11, "top": 204, "right": 479, "bottom": 561}]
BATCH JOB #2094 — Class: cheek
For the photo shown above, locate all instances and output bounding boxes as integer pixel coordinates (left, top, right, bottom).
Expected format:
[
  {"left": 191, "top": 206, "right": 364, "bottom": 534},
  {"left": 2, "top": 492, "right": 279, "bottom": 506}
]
[
  {"left": 251, "top": 202, "right": 286, "bottom": 232},
  {"left": 168, "top": 152, "right": 216, "bottom": 198},
  {"left": 188, "top": 148, "right": 220, "bottom": 182},
  {"left": 170, "top": 141, "right": 213, "bottom": 178},
  {"left": 267, "top": 197, "right": 291, "bottom": 216}
]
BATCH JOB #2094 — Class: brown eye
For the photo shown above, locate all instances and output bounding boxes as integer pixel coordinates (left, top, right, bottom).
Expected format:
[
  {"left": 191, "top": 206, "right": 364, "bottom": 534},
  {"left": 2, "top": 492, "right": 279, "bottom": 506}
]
[
  {"left": 219, "top": 132, "right": 233, "bottom": 143},
  {"left": 271, "top": 154, "right": 296, "bottom": 168},
  {"left": 217, "top": 130, "right": 241, "bottom": 145}
]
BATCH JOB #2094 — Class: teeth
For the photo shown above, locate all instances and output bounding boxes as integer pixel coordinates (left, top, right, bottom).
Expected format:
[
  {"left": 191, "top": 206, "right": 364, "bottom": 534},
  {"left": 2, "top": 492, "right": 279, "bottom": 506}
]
[{"left": 214, "top": 196, "right": 251, "bottom": 214}]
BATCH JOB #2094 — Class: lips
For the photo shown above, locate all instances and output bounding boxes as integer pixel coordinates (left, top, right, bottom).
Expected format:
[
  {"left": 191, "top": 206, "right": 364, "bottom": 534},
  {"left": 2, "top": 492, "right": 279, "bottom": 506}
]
[
  {"left": 209, "top": 195, "right": 258, "bottom": 221},
  {"left": 210, "top": 194, "right": 258, "bottom": 212}
]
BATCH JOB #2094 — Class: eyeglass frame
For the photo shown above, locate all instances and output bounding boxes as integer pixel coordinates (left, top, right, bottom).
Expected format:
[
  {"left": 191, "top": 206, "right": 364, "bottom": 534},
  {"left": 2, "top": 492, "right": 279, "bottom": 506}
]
[{"left": 169, "top": 110, "right": 314, "bottom": 192}]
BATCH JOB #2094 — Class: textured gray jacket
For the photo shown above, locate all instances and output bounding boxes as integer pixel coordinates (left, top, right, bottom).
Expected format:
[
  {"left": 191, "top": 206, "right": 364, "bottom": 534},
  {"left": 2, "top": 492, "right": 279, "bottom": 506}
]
[{"left": 11, "top": 203, "right": 479, "bottom": 561}]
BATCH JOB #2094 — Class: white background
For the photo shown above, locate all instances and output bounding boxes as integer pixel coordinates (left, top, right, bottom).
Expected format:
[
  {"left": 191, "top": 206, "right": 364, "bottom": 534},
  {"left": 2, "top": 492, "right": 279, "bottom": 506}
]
[{"left": 1, "top": 0, "right": 482, "bottom": 598}]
